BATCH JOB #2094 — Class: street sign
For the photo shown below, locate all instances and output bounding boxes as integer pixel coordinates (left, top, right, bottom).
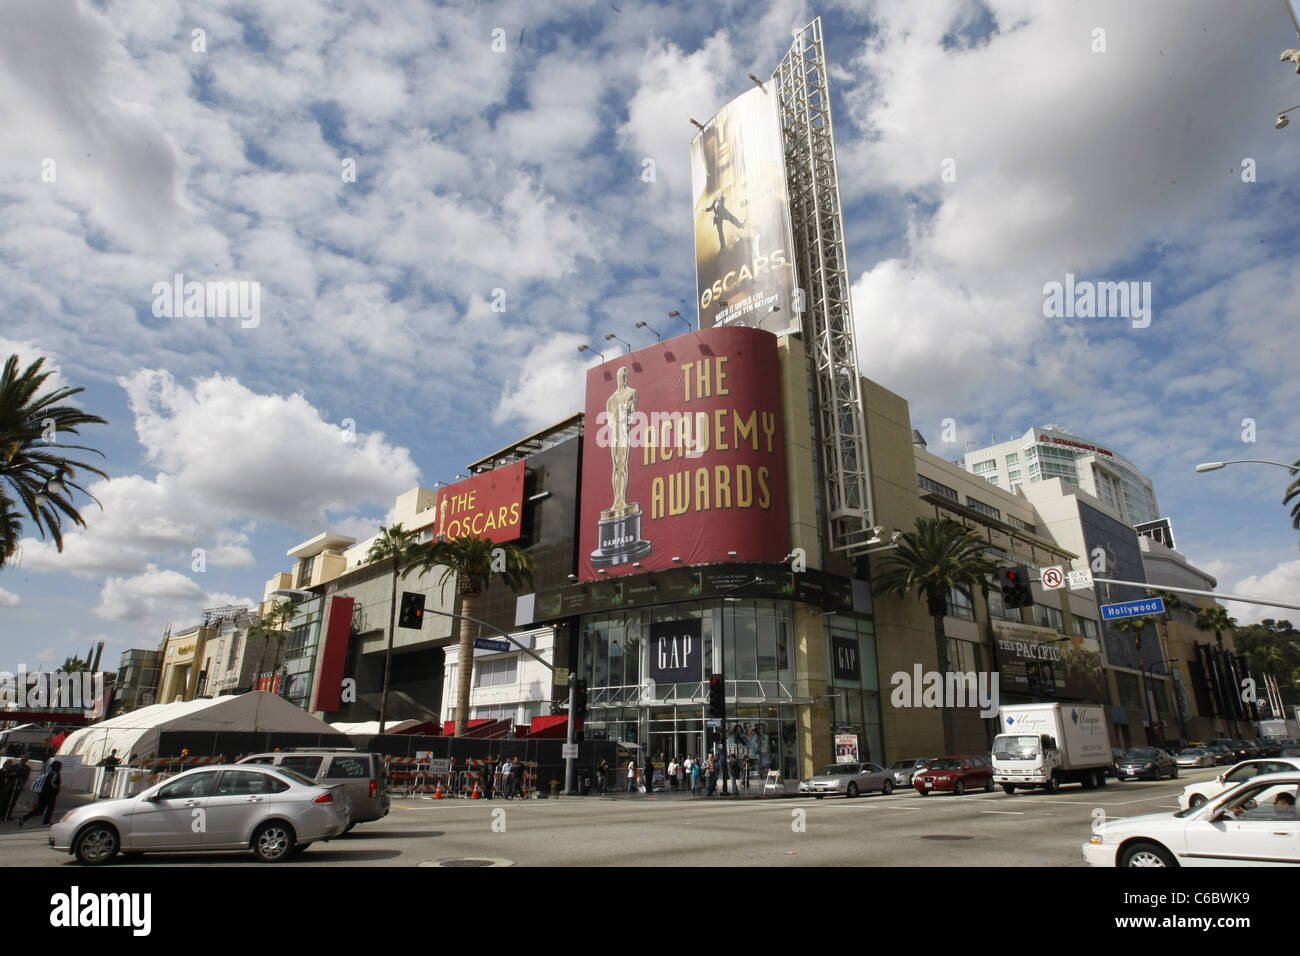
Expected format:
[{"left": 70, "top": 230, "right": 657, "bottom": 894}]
[
  {"left": 1100, "top": 597, "right": 1165, "bottom": 621},
  {"left": 1039, "top": 566, "right": 1065, "bottom": 591},
  {"left": 1067, "top": 568, "right": 1094, "bottom": 590},
  {"left": 561, "top": 744, "right": 578, "bottom": 759},
  {"left": 473, "top": 638, "right": 510, "bottom": 652},
  {"left": 706, "top": 719, "right": 721, "bottom": 729}
]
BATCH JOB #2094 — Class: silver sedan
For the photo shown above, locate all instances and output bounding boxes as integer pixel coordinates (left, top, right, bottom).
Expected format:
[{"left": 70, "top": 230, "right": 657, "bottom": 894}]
[
  {"left": 49, "top": 764, "right": 350, "bottom": 865},
  {"left": 1176, "top": 747, "right": 1216, "bottom": 769},
  {"left": 799, "top": 761, "right": 896, "bottom": 798}
]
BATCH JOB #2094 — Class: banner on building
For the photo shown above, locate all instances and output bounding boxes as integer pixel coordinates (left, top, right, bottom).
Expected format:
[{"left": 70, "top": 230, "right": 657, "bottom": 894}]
[
  {"left": 831, "top": 636, "right": 861, "bottom": 682},
  {"left": 690, "top": 86, "right": 800, "bottom": 334},
  {"left": 834, "top": 734, "right": 859, "bottom": 763},
  {"left": 648, "top": 619, "right": 702, "bottom": 684},
  {"left": 435, "top": 459, "right": 525, "bottom": 543},
  {"left": 994, "top": 621, "right": 1105, "bottom": 702},
  {"left": 578, "top": 325, "right": 790, "bottom": 580}
]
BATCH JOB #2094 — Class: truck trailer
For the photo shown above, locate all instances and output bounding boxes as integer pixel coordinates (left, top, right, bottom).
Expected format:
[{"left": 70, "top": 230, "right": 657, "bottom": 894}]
[{"left": 991, "top": 703, "right": 1113, "bottom": 793}]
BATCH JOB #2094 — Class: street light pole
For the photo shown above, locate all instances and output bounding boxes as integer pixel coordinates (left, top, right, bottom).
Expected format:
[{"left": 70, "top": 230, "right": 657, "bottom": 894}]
[{"left": 1195, "top": 459, "right": 1299, "bottom": 474}]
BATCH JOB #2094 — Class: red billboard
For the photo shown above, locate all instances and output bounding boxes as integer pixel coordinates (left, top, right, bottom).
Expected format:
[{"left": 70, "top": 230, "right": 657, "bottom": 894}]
[
  {"left": 435, "top": 459, "right": 525, "bottom": 542},
  {"left": 579, "top": 325, "right": 789, "bottom": 580}
]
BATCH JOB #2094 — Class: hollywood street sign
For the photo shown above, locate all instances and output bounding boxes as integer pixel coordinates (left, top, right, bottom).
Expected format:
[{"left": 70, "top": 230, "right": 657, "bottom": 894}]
[{"left": 1100, "top": 597, "right": 1165, "bottom": 621}]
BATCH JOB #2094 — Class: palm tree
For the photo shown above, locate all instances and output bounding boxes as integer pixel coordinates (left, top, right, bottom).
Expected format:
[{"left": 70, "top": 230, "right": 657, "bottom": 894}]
[
  {"left": 365, "top": 523, "right": 420, "bottom": 731},
  {"left": 251, "top": 601, "right": 296, "bottom": 687},
  {"left": 872, "top": 517, "right": 998, "bottom": 754},
  {"left": 403, "top": 534, "right": 534, "bottom": 737},
  {"left": 0, "top": 354, "right": 108, "bottom": 567},
  {"left": 1194, "top": 604, "right": 1236, "bottom": 650},
  {"left": 1284, "top": 458, "right": 1300, "bottom": 544}
]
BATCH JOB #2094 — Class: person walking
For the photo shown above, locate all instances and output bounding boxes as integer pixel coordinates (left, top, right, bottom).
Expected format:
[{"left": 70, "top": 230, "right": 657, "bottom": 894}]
[
  {"left": 597, "top": 758, "right": 608, "bottom": 795},
  {"left": 484, "top": 756, "right": 496, "bottom": 800},
  {"left": 644, "top": 754, "right": 655, "bottom": 794},
  {"left": 675, "top": 756, "right": 685, "bottom": 793},
  {"left": 742, "top": 754, "right": 752, "bottom": 791},
  {"left": 511, "top": 758, "right": 525, "bottom": 799},
  {"left": 727, "top": 753, "right": 741, "bottom": 796},
  {"left": 19, "top": 759, "right": 62, "bottom": 827},
  {"left": 666, "top": 756, "right": 677, "bottom": 792},
  {"left": 705, "top": 754, "right": 718, "bottom": 797},
  {"left": 499, "top": 757, "right": 513, "bottom": 799},
  {"left": 627, "top": 757, "right": 637, "bottom": 793}
]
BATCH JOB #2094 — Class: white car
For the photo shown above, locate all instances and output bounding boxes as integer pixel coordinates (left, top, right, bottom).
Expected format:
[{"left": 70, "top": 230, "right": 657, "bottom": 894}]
[
  {"left": 1084, "top": 772, "right": 1300, "bottom": 867},
  {"left": 1177, "top": 758, "right": 1300, "bottom": 810}
]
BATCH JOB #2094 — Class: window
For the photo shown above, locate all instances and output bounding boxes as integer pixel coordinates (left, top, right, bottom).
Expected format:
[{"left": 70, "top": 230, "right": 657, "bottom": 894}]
[
  {"left": 472, "top": 704, "right": 517, "bottom": 720},
  {"left": 946, "top": 587, "right": 975, "bottom": 620},
  {"left": 1073, "top": 616, "right": 1100, "bottom": 640},
  {"left": 325, "top": 756, "right": 370, "bottom": 779},
  {"left": 1005, "top": 453, "right": 1019, "bottom": 467},
  {"left": 476, "top": 656, "right": 518, "bottom": 687},
  {"left": 986, "top": 588, "right": 1022, "bottom": 622},
  {"left": 946, "top": 638, "right": 981, "bottom": 674},
  {"left": 972, "top": 460, "right": 998, "bottom": 485},
  {"left": 216, "top": 770, "right": 282, "bottom": 796},
  {"left": 1033, "top": 604, "right": 1064, "bottom": 631},
  {"left": 280, "top": 756, "right": 323, "bottom": 777},
  {"left": 157, "top": 771, "right": 219, "bottom": 800},
  {"left": 918, "top": 474, "right": 959, "bottom": 502},
  {"left": 297, "top": 555, "right": 315, "bottom": 587},
  {"left": 1006, "top": 514, "right": 1036, "bottom": 534},
  {"left": 966, "top": 496, "right": 1001, "bottom": 520}
]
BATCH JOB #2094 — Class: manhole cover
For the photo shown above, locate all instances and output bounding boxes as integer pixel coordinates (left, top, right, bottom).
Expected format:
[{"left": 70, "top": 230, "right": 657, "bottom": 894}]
[
  {"left": 419, "top": 858, "right": 514, "bottom": 867},
  {"left": 920, "top": 835, "right": 976, "bottom": 841}
]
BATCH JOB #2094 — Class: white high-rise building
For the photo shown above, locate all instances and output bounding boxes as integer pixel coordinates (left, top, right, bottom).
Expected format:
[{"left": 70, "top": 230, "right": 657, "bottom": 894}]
[{"left": 962, "top": 425, "right": 1161, "bottom": 528}]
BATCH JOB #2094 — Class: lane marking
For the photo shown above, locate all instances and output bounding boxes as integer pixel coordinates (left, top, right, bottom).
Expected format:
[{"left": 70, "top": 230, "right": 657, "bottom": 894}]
[{"left": 981, "top": 810, "right": 1024, "bottom": 815}]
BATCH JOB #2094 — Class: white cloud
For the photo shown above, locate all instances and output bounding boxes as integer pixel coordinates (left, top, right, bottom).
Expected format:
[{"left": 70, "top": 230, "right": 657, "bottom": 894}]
[
  {"left": 0, "top": 588, "right": 20, "bottom": 608},
  {"left": 492, "top": 334, "right": 588, "bottom": 431},
  {"left": 1228, "top": 560, "right": 1300, "bottom": 626},
  {"left": 94, "top": 565, "right": 257, "bottom": 625}
]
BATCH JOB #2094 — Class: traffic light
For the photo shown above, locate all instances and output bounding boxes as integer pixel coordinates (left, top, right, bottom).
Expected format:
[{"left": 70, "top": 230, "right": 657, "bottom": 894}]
[
  {"left": 573, "top": 678, "right": 588, "bottom": 718},
  {"left": 707, "top": 673, "right": 725, "bottom": 718},
  {"left": 398, "top": 591, "right": 425, "bottom": 629},
  {"left": 999, "top": 565, "right": 1034, "bottom": 609}
]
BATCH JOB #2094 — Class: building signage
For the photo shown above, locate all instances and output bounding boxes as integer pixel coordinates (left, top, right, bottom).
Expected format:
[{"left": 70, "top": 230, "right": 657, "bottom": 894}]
[
  {"left": 434, "top": 459, "right": 525, "bottom": 543},
  {"left": 1037, "top": 433, "right": 1113, "bottom": 457},
  {"left": 993, "top": 620, "right": 1105, "bottom": 702},
  {"left": 473, "top": 638, "right": 511, "bottom": 652},
  {"left": 831, "top": 636, "right": 861, "bottom": 682},
  {"left": 1100, "top": 597, "right": 1165, "bottom": 621},
  {"left": 648, "top": 619, "right": 702, "bottom": 684},
  {"left": 690, "top": 86, "right": 800, "bottom": 334},
  {"left": 578, "top": 326, "right": 790, "bottom": 580}
]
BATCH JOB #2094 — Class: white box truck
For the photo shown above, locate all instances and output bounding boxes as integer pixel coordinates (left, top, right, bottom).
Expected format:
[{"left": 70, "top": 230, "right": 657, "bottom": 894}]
[{"left": 992, "top": 703, "right": 1112, "bottom": 793}]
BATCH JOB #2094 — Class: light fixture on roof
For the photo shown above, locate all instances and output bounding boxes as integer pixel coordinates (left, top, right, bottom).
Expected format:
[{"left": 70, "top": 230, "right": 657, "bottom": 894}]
[
  {"left": 635, "top": 320, "right": 661, "bottom": 342},
  {"left": 604, "top": 332, "right": 632, "bottom": 353}
]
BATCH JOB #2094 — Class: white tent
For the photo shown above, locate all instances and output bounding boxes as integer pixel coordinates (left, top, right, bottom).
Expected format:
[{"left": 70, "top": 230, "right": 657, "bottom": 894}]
[
  {"left": 330, "top": 720, "right": 420, "bottom": 735},
  {"left": 58, "top": 692, "right": 338, "bottom": 765}
]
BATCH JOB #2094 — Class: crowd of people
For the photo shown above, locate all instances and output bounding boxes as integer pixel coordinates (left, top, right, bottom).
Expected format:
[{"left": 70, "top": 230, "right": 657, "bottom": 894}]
[{"left": 599, "top": 751, "right": 758, "bottom": 796}]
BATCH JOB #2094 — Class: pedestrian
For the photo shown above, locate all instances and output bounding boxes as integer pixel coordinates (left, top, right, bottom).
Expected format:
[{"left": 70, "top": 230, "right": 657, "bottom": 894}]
[
  {"left": 19, "top": 759, "right": 61, "bottom": 827},
  {"left": 705, "top": 754, "right": 717, "bottom": 797},
  {"left": 667, "top": 756, "right": 678, "bottom": 791},
  {"left": 484, "top": 756, "right": 496, "bottom": 800},
  {"left": 512, "top": 758, "right": 525, "bottom": 798},
  {"left": 644, "top": 754, "right": 655, "bottom": 794},
  {"left": 728, "top": 753, "right": 741, "bottom": 795},
  {"left": 675, "top": 756, "right": 685, "bottom": 792},
  {"left": 500, "top": 757, "right": 513, "bottom": 799},
  {"left": 1, "top": 756, "right": 31, "bottom": 820},
  {"left": 742, "top": 754, "right": 752, "bottom": 790},
  {"left": 597, "top": 758, "right": 608, "bottom": 795},
  {"left": 683, "top": 753, "right": 693, "bottom": 783},
  {"left": 691, "top": 759, "right": 702, "bottom": 795},
  {"left": 97, "top": 749, "right": 121, "bottom": 798},
  {"left": 627, "top": 757, "right": 637, "bottom": 793}
]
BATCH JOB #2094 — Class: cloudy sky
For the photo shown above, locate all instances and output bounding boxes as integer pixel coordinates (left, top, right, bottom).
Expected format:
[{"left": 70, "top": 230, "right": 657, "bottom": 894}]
[{"left": 2, "top": 0, "right": 1298, "bottom": 668}]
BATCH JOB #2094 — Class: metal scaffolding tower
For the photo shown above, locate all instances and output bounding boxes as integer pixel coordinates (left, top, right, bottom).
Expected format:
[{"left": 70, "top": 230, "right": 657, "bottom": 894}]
[{"left": 774, "top": 17, "right": 875, "bottom": 557}]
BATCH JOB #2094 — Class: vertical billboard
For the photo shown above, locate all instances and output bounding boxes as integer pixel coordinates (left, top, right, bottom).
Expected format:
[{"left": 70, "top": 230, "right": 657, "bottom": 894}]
[
  {"left": 579, "top": 325, "right": 789, "bottom": 581},
  {"left": 434, "top": 460, "right": 526, "bottom": 542},
  {"left": 690, "top": 86, "right": 800, "bottom": 334}
]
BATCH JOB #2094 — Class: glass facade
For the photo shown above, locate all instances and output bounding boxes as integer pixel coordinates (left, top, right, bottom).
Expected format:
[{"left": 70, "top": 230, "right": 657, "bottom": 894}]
[{"left": 282, "top": 598, "right": 325, "bottom": 711}]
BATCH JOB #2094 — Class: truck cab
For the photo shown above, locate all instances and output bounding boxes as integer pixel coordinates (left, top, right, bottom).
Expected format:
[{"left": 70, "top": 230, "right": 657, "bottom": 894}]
[{"left": 992, "top": 733, "right": 1061, "bottom": 792}]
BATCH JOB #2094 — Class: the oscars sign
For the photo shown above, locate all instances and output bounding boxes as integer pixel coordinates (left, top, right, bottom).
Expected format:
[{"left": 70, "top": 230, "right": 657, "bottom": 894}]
[{"left": 579, "top": 325, "right": 790, "bottom": 580}]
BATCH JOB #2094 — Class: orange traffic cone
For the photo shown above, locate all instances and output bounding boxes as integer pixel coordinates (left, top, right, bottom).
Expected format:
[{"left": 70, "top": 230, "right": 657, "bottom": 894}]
[
  {"left": 471, "top": 777, "right": 482, "bottom": 799},
  {"left": 433, "top": 780, "right": 444, "bottom": 799}
]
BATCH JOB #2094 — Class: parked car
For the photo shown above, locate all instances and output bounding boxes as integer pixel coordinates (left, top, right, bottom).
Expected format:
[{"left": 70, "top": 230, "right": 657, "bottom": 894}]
[
  {"left": 1108, "top": 749, "right": 1126, "bottom": 780},
  {"left": 799, "top": 761, "right": 895, "bottom": 798},
  {"left": 1236, "top": 740, "right": 1261, "bottom": 760},
  {"left": 1114, "top": 747, "right": 1178, "bottom": 781},
  {"left": 1175, "top": 747, "right": 1215, "bottom": 769},
  {"left": 914, "top": 756, "right": 994, "bottom": 795},
  {"left": 238, "top": 749, "right": 389, "bottom": 828},
  {"left": 1084, "top": 772, "right": 1300, "bottom": 866},
  {"left": 1177, "top": 757, "right": 1300, "bottom": 810},
  {"left": 1209, "top": 739, "right": 1247, "bottom": 762},
  {"left": 1205, "top": 744, "right": 1233, "bottom": 765},
  {"left": 889, "top": 758, "right": 927, "bottom": 788},
  {"left": 1281, "top": 746, "right": 1300, "bottom": 759},
  {"left": 1256, "top": 739, "right": 1283, "bottom": 758},
  {"left": 49, "top": 764, "right": 350, "bottom": 865}
]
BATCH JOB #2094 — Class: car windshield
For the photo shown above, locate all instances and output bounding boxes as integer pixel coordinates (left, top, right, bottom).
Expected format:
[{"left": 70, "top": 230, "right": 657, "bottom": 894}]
[
  {"left": 993, "top": 736, "right": 1039, "bottom": 758},
  {"left": 929, "top": 759, "right": 963, "bottom": 770},
  {"left": 1179, "top": 748, "right": 1205, "bottom": 755},
  {"left": 1124, "top": 749, "right": 1155, "bottom": 760},
  {"left": 891, "top": 760, "right": 915, "bottom": 770},
  {"left": 817, "top": 765, "right": 855, "bottom": 776}
]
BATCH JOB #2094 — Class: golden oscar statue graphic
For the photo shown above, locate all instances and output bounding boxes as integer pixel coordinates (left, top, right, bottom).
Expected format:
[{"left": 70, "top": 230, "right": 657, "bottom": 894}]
[{"left": 591, "top": 366, "right": 652, "bottom": 568}]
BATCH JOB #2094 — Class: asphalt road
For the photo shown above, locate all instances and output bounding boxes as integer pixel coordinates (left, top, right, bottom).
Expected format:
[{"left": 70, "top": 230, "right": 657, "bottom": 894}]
[{"left": 2, "top": 768, "right": 1216, "bottom": 867}]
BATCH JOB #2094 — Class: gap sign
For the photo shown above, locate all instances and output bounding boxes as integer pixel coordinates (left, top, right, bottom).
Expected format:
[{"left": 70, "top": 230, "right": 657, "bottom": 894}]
[{"left": 1100, "top": 597, "right": 1165, "bottom": 621}]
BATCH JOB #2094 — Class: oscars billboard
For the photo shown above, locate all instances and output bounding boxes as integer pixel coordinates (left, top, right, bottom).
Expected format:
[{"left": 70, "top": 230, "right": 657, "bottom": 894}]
[
  {"left": 690, "top": 86, "right": 800, "bottom": 334},
  {"left": 579, "top": 325, "right": 790, "bottom": 581},
  {"left": 434, "top": 459, "right": 525, "bottom": 543}
]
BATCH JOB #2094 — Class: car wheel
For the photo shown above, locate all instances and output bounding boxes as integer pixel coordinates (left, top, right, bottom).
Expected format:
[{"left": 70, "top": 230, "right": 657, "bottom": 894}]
[
  {"left": 1096, "top": 770, "right": 1106, "bottom": 788},
  {"left": 846, "top": 783, "right": 858, "bottom": 799},
  {"left": 882, "top": 780, "right": 894, "bottom": 796},
  {"left": 815, "top": 795, "right": 824, "bottom": 799},
  {"left": 954, "top": 780, "right": 965, "bottom": 796},
  {"left": 1171, "top": 766, "right": 1178, "bottom": 779},
  {"left": 1189, "top": 793, "right": 1206, "bottom": 809},
  {"left": 73, "top": 824, "right": 120, "bottom": 866},
  {"left": 1119, "top": 841, "right": 1177, "bottom": 868},
  {"left": 1045, "top": 774, "right": 1061, "bottom": 794},
  {"left": 1002, "top": 784, "right": 1016, "bottom": 794},
  {"left": 983, "top": 776, "right": 994, "bottom": 793},
  {"left": 252, "top": 821, "right": 295, "bottom": 863},
  {"left": 918, "top": 789, "right": 930, "bottom": 796}
]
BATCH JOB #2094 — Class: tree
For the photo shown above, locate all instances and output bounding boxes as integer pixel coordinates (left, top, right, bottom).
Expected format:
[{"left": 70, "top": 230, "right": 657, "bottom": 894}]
[
  {"left": 1284, "top": 458, "right": 1300, "bottom": 546},
  {"left": 1194, "top": 604, "right": 1237, "bottom": 650},
  {"left": 403, "top": 534, "right": 534, "bottom": 737},
  {"left": 365, "top": 523, "right": 420, "bottom": 731},
  {"left": 0, "top": 354, "right": 108, "bottom": 567},
  {"left": 872, "top": 517, "right": 998, "bottom": 754},
  {"left": 57, "top": 656, "right": 90, "bottom": 673},
  {"left": 251, "top": 600, "right": 296, "bottom": 687}
]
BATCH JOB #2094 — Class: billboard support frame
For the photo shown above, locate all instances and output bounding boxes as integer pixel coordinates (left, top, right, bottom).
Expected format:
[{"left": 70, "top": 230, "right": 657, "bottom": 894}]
[{"left": 775, "top": 18, "right": 875, "bottom": 557}]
